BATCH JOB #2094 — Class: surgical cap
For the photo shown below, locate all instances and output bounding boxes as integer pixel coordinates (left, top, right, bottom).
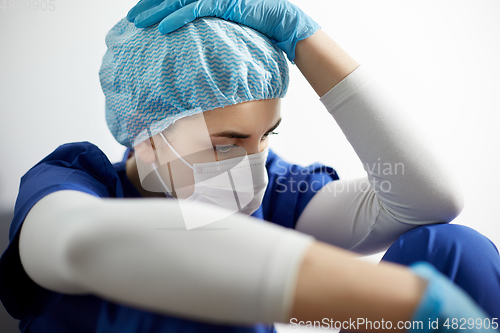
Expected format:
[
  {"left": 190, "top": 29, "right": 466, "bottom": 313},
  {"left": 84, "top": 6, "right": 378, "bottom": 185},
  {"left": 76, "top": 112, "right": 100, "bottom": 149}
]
[{"left": 99, "top": 17, "right": 290, "bottom": 148}]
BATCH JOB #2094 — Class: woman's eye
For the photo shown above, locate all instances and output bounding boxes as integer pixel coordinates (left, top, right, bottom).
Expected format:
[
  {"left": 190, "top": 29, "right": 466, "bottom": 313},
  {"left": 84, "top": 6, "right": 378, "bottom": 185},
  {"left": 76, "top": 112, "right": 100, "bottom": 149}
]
[{"left": 214, "top": 144, "right": 238, "bottom": 154}]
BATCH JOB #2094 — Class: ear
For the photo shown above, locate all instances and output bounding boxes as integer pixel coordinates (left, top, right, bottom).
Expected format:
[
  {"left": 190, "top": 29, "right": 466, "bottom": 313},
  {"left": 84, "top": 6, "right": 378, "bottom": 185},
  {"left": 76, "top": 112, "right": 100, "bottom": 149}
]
[{"left": 134, "top": 139, "right": 156, "bottom": 164}]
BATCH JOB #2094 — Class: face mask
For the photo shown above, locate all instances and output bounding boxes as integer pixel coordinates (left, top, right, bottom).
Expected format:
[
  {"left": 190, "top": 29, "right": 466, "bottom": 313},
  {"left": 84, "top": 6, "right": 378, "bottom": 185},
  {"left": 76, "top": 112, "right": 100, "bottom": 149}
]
[{"left": 155, "top": 132, "right": 269, "bottom": 216}]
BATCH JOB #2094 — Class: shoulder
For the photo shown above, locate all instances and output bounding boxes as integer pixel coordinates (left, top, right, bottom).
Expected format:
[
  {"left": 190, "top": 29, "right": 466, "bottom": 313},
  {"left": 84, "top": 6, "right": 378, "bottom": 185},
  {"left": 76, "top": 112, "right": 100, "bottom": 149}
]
[
  {"left": 29, "top": 141, "right": 114, "bottom": 175},
  {"left": 21, "top": 141, "right": 120, "bottom": 194},
  {"left": 14, "top": 142, "right": 124, "bottom": 236}
]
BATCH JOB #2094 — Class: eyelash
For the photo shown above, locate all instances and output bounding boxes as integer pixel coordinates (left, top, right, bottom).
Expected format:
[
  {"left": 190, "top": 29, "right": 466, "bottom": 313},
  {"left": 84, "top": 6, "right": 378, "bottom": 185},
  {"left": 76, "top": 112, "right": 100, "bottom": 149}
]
[
  {"left": 213, "top": 132, "right": 279, "bottom": 154},
  {"left": 263, "top": 131, "right": 279, "bottom": 139}
]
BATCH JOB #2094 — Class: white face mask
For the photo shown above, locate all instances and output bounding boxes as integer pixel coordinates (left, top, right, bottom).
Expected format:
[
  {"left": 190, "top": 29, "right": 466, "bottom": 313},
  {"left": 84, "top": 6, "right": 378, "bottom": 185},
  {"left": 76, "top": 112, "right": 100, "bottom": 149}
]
[{"left": 155, "top": 132, "right": 269, "bottom": 216}]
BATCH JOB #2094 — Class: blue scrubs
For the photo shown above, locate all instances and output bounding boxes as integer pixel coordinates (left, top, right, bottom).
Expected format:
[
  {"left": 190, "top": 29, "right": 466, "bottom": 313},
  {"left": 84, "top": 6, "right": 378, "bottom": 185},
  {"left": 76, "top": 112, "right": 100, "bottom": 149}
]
[{"left": 0, "top": 142, "right": 339, "bottom": 333}]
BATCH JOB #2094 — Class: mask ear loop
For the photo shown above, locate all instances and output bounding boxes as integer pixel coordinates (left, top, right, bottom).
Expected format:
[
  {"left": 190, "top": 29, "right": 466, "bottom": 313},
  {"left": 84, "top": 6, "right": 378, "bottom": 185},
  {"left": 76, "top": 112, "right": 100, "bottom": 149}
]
[
  {"left": 159, "top": 132, "right": 194, "bottom": 170},
  {"left": 148, "top": 130, "right": 177, "bottom": 198}
]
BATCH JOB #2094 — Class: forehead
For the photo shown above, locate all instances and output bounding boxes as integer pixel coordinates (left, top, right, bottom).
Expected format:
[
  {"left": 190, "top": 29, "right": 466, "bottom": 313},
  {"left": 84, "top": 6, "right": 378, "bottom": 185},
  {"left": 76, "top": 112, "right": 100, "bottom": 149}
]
[
  {"left": 201, "top": 99, "right": 281, "bottom": 132},
  {"left": 168, "top": 99, "right": 281, "bottom": 137}
]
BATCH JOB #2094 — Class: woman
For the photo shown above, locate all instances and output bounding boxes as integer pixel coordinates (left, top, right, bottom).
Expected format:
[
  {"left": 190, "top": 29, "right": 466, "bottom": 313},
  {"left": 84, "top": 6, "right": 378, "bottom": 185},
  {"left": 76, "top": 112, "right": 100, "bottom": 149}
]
[{"left": 0, "top": 0, "right": 498, "bottom": 332}]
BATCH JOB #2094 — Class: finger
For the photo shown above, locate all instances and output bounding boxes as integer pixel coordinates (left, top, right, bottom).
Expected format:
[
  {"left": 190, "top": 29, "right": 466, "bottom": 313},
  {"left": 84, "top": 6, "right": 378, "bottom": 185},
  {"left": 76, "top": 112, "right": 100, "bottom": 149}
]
[
  {"left": 126, "top": 0, "right": 164, "bottom": 22},
  {"left": 157, "top": 2, "right": 201, "bottom": 34},
  {"left": 157, "top": 0, "right": 228, "bottom": 33},
  {"left": 195, "top": 0, "right": 227, "bottom": 18},
  {"left": 135, "top": 0, "right": 199, "bottom": 28}
]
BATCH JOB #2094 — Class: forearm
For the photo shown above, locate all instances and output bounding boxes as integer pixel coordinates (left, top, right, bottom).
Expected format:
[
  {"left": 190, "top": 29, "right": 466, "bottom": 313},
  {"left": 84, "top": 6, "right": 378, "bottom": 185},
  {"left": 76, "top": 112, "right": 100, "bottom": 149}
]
[
  {"left": 292, "top": 241, "right": 426, "bottom": 332},
  {"left": 294, "top": 29, "right": 359, "bottom": 97}
]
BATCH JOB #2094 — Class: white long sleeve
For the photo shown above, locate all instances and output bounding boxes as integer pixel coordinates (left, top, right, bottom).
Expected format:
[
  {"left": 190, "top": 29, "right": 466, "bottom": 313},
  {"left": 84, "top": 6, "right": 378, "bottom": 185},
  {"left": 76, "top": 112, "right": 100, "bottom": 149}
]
[
  {"left": 19, "top": 190, "right": 315, "bottom": 325},
  {"left": 295, "top": 65, "right": 464, "bottom": 255}
]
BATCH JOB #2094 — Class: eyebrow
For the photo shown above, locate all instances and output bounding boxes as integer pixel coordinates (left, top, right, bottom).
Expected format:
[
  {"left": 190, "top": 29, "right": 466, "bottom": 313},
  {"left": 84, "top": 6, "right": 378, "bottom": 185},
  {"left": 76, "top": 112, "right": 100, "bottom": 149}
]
[{"left": 210, "top": 118, "right": 282, "bottom": 139}]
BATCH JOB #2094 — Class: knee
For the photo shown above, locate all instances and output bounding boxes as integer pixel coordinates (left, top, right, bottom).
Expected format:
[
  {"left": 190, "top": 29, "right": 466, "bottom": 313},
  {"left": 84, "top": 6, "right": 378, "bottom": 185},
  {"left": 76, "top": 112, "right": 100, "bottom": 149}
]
[
  {"left": 382, "top": 223, "right": 499, "bottom": 267},
  {"left": 383, "top": 224, "right": 500, "bottom": 319},
  {"left": 412, "top": 223, "right": 497, "bottom": 251}
]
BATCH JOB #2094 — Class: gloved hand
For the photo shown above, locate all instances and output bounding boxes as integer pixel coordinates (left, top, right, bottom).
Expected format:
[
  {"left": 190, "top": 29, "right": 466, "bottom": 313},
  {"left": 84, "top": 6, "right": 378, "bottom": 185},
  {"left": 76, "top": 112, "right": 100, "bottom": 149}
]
[
  {"left": 409, "top": 262, "right": 498, "bottom": 332},
  {"left": 126, "top": 0, "right": 320, "bottom": 62}
]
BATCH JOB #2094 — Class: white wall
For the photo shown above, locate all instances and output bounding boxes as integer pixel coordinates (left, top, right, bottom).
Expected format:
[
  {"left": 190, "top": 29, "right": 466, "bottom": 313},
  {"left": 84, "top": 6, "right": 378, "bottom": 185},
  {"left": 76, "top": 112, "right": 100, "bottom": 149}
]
[
  {"left": 0, "top": 1, "right": 499, "bottom": 331},
  {"left": 0, "top": 0, "right": 138, "bottom": 208}
]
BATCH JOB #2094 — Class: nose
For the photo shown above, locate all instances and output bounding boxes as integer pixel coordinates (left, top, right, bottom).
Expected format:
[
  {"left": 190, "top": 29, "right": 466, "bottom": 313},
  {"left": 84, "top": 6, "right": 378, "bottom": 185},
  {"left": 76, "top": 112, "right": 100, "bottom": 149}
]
[{"left": 245, "top": 140, "right": 268, "bottom": 155}]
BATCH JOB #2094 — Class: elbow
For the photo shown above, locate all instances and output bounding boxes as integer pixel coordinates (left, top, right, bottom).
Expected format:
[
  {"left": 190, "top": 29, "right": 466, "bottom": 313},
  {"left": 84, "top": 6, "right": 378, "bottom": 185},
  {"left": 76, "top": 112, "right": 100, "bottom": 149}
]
[
  {"left": 19, "top": 203, "right": 93, "bottom": 295},
  {"left": 62, "top": 217, "right": 103, "bottom": 293},
  {"left": 59, "top": 201, "right": 109, "bottom": 294},
  {"left": 19, "top": 190, "right": 103, "bottom": 294},
  {"left": 439, "top": 176, "right": 466, "bottom": 222},
  {"left": 429, "top": 167, "right": 466, "bottom": 223},
  {"left": 449, "top": 188, "right": 465, "bottom": 220},
  {"left": 406, "top": 169, "right": 466, "bottom": 224},
  {"left": 423, "top": 186, "right": 465, "bottom": 224},
  {"left": 390, "top": 186, "right": 465, "bottom": 225}
]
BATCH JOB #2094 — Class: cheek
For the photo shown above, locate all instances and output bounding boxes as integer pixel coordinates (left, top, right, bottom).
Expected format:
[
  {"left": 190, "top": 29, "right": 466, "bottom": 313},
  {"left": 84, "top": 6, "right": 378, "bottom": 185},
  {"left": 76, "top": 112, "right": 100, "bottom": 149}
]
[{"left": 162, "top": 158, "right": 195, "bottom": 199}]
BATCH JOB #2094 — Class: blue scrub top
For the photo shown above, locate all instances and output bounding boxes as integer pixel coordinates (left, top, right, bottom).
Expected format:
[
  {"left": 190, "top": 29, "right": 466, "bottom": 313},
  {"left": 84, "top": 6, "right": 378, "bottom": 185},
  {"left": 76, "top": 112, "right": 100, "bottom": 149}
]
[{"left": 0, "top": 142, "right": 339, "bottom": 333}]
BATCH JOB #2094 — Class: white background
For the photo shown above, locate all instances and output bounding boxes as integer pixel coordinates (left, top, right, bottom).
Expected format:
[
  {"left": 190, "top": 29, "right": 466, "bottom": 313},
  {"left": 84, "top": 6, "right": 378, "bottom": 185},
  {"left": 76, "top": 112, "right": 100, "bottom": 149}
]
[{"left": 0, "top": 1, "right": 499, "bottom": 332}]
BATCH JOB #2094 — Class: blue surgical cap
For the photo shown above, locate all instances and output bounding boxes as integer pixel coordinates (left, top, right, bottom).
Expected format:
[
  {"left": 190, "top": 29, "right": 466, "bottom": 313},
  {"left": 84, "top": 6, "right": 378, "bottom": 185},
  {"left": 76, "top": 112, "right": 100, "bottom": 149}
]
[{"left": 99, "top": 17, "right": 289, "bottom": 148}]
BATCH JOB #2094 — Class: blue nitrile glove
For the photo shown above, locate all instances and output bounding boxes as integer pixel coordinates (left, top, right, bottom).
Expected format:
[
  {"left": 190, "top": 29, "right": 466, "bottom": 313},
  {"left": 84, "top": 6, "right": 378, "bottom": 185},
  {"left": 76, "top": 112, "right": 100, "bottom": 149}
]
[
  {"left": 409, "top": 262, "right": 498, "bottom": 333},
  {"left": 126, "top": 0, "right": 320, "bottom": 63}
]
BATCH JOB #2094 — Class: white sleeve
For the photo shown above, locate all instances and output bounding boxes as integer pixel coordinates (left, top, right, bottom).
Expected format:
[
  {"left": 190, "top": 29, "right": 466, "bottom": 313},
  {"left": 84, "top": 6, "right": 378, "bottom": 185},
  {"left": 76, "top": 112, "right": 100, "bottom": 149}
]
[
  {"left": 19, "top": 190, "right": 315, "bottom": 325},
  {"left": 295, "top": 65, "right": 464, "bottom": 255}
]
